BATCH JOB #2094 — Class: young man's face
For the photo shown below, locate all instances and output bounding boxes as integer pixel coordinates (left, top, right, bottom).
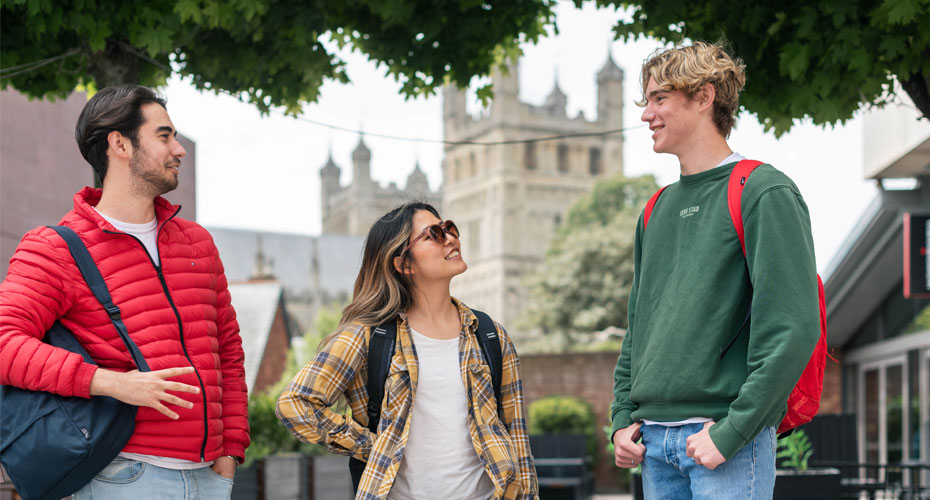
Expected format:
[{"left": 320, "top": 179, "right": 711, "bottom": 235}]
[
  {"left": 640, "top": 77, "right": 703, "bottom": 157},
  {"left": 128, "top": 103, "right": 187, "bottom": 197}
]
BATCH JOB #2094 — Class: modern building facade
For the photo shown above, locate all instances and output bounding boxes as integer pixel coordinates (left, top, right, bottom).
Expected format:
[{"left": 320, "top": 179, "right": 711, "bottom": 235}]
[
  {"left": 0, "top": 89, "right": 197, "bottom": 279},
  {"left": 824, "top": 100, "right": 930, "bottom": 480}
]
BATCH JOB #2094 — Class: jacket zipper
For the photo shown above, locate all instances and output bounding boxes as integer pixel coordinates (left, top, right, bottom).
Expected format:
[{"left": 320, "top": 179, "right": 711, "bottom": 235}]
[{"left": 103, "top": 206, "right": 210, "bottom": 462}]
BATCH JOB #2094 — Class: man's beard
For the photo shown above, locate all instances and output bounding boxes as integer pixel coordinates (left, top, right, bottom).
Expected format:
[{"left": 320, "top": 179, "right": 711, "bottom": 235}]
[{"left": 129, "top": 146, "right": 179, "bottom": 198}]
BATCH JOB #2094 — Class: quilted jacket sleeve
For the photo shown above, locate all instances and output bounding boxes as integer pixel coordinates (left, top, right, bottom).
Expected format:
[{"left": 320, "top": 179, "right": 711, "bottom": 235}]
[
  {"left": 0, "top": 229, "right": 97, "bottom": 398},
  {"left": 212, "top": 249, "right": 250, "bottom": 461}
]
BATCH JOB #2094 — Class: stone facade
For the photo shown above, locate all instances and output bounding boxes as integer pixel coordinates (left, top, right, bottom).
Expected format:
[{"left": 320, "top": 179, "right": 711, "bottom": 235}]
[
  {"left": 320, "top": 138, "right": 441, "bottom": 236},
  {"left": 443, "top": 56, "right": 625, "bottom": 337}
]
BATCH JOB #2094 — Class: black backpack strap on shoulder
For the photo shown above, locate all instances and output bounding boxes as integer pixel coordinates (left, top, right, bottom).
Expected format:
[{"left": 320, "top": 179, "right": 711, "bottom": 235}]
[
  {"left": 470, "top": 308, "right": 502, "bottom": 407},
  {"left": 48, "top": 225, "right": 150, "bottom": 372},
  {"left": 365, "top": 318, "right": 397, "bottom": 432}
]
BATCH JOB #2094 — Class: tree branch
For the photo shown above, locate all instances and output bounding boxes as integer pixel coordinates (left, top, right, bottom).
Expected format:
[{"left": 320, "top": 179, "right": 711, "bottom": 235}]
[{"left": 899, "top": 72, "right": 930, "bottom": 122}]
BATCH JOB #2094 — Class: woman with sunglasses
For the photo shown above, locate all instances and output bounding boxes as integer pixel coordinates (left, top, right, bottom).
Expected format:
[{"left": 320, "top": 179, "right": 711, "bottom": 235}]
[{"left": 276, "top": 202, "right": 538, "bottom": 500}]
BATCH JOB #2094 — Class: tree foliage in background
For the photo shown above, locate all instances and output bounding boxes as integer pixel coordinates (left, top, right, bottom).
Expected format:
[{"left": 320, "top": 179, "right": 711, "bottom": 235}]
[
  {"left": 592, "top": 0, "right": 930, "bottom": 135},
  {"left": 1, "top": 0, "right": 555, "bottom": 112},
  {"left": 523, "top": 174, "right": 658, "bottom": 350},
  {"left": 245, "top": 302, "right": 344, "bottom": 466}
]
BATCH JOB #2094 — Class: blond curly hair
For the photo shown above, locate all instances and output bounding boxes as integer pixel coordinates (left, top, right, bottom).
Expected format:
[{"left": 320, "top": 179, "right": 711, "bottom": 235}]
[{"left": 637, "top": 41, "right": 746, "bottom": 137}]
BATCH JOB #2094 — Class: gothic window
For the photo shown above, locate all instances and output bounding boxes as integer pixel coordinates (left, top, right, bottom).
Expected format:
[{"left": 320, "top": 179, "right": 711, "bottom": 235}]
[
  {"left": 524, "top": 142, "right": 536, "bottom": 170},
  {"left": 589, "top": 147, "right": 602, "bottom": 175},
  {"left": 557, "top": 144, "right": 569, "bottom": 173}
]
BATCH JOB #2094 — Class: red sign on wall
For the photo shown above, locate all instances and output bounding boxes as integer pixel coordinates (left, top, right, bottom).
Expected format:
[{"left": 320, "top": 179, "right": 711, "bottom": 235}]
[{"left": 904, "top": 213, "right": 930, "bottom": 299}]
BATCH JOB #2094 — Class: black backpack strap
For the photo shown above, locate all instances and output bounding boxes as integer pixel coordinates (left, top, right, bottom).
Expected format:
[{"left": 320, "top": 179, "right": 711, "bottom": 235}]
[
  {"left": 48, "top": 225, "right": 150, "bottom": 372},
  {"left": 365, "top": 318, "right": 397, "bottom": 432},
  {"left": 470, "top": 308, "right": 502, "bottom": 408}
]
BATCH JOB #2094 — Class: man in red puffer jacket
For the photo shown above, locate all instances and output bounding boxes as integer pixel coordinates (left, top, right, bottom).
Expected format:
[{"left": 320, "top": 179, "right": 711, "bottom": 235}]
[{"left": 0, "top": 85, "right": 249, "bottom": 499}]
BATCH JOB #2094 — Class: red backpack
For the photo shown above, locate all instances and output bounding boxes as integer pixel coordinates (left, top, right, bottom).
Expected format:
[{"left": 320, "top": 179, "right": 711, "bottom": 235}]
[{"left": 643, "top": 159, "right": 830, "bottom": 435}]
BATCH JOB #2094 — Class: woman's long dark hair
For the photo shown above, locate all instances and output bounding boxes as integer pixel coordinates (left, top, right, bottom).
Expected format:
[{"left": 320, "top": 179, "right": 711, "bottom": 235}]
[{"left": 320, "top": 201, "right": 440, "bottom": 347}]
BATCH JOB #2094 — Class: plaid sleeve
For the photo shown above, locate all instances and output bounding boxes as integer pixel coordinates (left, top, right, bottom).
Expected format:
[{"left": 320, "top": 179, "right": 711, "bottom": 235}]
[
  {"left": 275, "top": 323, "right": 374, "bottom": 460},
  {"left": 497, "top": 323, "right": 539, "bottom": 500}
]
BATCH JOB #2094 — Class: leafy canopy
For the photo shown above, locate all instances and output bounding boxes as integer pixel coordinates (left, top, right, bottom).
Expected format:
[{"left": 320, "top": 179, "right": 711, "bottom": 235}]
[
  {"left": 1, "top": 0, "right": 555, "bottom": 113},
  {"left": 593, "top": 0, "right": 930, "bottom": 135},
  {"left": 523, "top": 174, "right": 658, "bottom": 350}
]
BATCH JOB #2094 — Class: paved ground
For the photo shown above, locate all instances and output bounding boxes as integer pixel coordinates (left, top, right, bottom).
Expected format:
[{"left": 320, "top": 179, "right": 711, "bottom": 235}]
[{"left": 591, "top": 494, "right": 633, "bottom": 500}]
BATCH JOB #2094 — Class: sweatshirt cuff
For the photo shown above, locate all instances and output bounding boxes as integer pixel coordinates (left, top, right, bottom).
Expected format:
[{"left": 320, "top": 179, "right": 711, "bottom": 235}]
[
  {"left": 74, "top": 363, "right": 98, "bottom": 399},
  {"left": 610, "top": 410, "right": 634, "bottom": 439},
  {"left": 708, "top": 417, "right": 750, "bottom": 460}
]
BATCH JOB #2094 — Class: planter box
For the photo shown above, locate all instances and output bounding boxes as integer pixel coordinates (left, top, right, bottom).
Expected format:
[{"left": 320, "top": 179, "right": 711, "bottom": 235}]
[
  {"left": 309, "top": 455, "right": 352, "bottom": 500},
  {"left": 631, "top": 470, "right": 643, "bottom": 500},
  {"left": 231, "top": 454, "right": 352, "bottom": 500},
  {"left": 774, "top": 468, "right": 841, "bottom": 499}
]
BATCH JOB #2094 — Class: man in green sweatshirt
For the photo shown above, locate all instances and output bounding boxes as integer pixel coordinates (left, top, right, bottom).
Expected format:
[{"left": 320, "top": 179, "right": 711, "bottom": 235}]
[{"left": 609, "top": 42, "right": 820, "bottom": 499}]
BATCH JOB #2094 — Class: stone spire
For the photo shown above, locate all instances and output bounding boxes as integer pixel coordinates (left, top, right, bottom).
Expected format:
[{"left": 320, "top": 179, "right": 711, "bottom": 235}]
[
  {"left": 352, "top": 134, "right": 371, "bottom": 186},
  {"left": 545, "top": 68, "right": 567, "bottom": 117}
]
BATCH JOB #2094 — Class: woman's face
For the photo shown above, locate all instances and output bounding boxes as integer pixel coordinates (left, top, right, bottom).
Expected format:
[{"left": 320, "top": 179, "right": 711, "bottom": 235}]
[{"left": 401, "top": 210, "right": 467, "bottom": 282}]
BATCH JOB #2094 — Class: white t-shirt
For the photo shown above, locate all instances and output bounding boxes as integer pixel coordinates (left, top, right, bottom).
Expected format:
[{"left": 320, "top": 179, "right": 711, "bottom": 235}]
[
  {"left": 643, "top": 152, "right": 745, "bottom": 428},
  {"left": 94, "top": 208, "right": 209, "bottom": 469},
  {"left": 387, "top": 327, "right": 495, "bottom": 500},
  {"left": 93, "top": 208, "right": 160, "bottom": 266}
]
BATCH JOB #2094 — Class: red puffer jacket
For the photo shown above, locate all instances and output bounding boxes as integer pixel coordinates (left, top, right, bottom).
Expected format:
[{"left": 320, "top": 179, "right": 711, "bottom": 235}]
[{"left": 0, "top": 187, "right": 249, "bottom": 462}]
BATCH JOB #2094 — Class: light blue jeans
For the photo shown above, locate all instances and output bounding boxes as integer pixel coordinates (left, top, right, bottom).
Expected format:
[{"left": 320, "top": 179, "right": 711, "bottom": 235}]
[
  {"left": 641, "top": 423, "right": 776, "bottom": 500},
  {"left": 72, "top": 456, "right": 234, "bottom": 500}
]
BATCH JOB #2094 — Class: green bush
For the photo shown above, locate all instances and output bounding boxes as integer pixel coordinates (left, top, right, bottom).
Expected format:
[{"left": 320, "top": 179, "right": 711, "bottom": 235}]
[
  {"left": 244, "top": 303, "right": 345, "bottom": 467},
  {"left": 244, "top": 383, "right": 325, "bottom": 467},
  {"left": 776, "top": 429, "right": 814, "bottom": 472},
  {"left": 529, "top": 395, "right": 598, "bottom": 463}
]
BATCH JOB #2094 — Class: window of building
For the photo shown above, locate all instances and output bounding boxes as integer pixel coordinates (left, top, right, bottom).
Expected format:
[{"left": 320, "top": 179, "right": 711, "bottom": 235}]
[
  {"left": 589, "top": 147, "right": 602, "bottom": 175},
  {"left": 557, "top": 144, "right": 569, "bottom": 173},
  {"left": 524, "top": 142, "right": 536, "bottom": 170}
]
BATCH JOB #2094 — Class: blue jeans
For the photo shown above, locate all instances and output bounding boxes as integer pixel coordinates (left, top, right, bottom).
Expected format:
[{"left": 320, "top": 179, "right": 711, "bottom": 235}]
[
  {"left": 641, "top": 423, "right": 775, "bottom": 500},
  {"left": 72, "top": 457, "right": 234, "bottom": 500}
]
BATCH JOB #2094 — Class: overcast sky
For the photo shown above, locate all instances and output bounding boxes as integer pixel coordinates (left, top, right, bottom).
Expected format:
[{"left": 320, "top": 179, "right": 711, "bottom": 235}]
[{"left": 162, "top": 1, "right": 886, "bottom": 273}]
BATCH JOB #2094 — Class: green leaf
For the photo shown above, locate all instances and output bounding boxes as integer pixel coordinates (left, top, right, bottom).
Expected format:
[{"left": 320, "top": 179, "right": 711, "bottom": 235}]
[
  {"left": 779, "top": 43, "right": 810, "bottom": 81},
  {"left": 174, "top": 0, "right": 202, "bottom": 24},
  {"left": 879, "top": 0, "right": 922, "bottom": 24}
]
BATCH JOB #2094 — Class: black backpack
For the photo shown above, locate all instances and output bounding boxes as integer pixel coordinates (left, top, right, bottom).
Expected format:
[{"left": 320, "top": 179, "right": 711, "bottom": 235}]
[{"left": 348, "top": 309, "right": 502, "bottom": 492}]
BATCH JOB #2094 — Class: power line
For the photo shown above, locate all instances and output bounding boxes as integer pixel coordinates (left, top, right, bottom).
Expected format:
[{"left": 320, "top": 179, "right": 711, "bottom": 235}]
[
  {"left": 3, "top": 45, "right": 644, "bottom": 146},
  {"left": 284, "top": 112, "right": 645, "bottom": 146},
  {"left": 0, "top": 49, "right": 81, "bottom": 79}
]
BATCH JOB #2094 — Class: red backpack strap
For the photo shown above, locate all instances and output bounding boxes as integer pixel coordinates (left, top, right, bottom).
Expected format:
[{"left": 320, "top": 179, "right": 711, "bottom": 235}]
[
  {"left": 643, "top": 185, "right": 668, "bottom": 228},
  {"left": 727, "top": 159, "right": 764, "bottom": 255}
]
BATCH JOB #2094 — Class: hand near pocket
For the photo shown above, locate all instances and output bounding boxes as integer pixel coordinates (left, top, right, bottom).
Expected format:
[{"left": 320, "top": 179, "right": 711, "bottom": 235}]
[{"left": 686, "top": 421, "right": 726, "bottom": 470}]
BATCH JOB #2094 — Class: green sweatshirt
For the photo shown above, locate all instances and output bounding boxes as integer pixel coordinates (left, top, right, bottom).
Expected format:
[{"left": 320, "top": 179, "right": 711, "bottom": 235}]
[{"left": 610, "top": 161, "right": 820, "bottom": 459}]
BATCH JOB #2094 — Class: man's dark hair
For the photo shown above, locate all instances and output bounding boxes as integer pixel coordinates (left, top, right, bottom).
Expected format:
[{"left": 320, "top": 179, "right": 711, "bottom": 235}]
[{"left": 75, "top": 85, "right": 167, "bottom": 182}]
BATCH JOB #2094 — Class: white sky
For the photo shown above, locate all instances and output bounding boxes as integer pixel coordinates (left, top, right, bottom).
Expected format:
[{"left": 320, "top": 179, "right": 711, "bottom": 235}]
[{"left": 162, "top": 1, "right": 883, "bottom": 273}]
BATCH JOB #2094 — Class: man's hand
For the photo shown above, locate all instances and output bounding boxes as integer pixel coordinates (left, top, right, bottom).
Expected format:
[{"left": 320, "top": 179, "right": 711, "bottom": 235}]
[
  {"left": 211, "top": 456, "right": 237, "bottom": 479},
  {"left": 613, "top": 422, "right": 645, "bottom": 468},
  {"left": 89, "top": 366, "right": 200, "bottom": 419},
  {"left": 686, "top": 421, "right": 726, "bottom": 470}
]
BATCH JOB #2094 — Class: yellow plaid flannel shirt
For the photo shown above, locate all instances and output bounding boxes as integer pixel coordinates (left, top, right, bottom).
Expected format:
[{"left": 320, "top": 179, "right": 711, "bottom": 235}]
[{"left": 276, "top": 298, "right": 538, "bottom": 500}]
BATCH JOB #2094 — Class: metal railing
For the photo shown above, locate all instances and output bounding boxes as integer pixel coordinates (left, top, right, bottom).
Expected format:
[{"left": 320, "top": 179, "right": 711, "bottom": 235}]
[{"left": 810, "top": 461, "right": 930, "bottom": 499}]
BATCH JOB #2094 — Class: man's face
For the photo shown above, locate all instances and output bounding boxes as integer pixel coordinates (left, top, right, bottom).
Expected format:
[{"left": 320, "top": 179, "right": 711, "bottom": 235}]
[
  {"left": 640, "top": 77, "right": 702, "bottom": 156},
  {"left": 128, "top": 103, "right": 186, "bottom": 197}
]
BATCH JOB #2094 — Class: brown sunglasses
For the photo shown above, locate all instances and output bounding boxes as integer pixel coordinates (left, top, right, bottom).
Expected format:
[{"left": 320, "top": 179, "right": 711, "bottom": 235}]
[{"left": 402, "top": 220, "right": 459, "bottom": 256}]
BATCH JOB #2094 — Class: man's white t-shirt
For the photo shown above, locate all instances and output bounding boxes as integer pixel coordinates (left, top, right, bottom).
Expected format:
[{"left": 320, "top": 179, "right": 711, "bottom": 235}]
[
  {"left": 95, "top": 208, "right": 209, "bottom": 470},
  {"left": 387, "top": 327, "right": 495, "bottom": 500}
]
